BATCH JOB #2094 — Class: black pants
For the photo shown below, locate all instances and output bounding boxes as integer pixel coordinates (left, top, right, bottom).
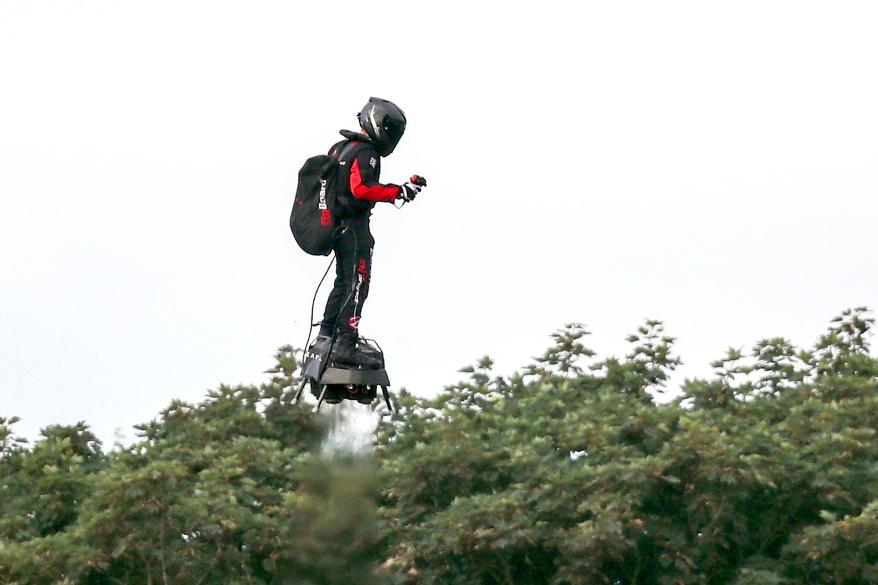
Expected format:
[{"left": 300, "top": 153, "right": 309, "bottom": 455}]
[{"left": 321, "top": 216, "right": 374, "bottom": 337}]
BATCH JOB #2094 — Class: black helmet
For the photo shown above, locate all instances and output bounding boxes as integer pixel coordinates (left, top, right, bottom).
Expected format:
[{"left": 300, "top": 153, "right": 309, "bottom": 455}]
[{"left": 357, "top": 97, "right": 407, "bottom": 156}]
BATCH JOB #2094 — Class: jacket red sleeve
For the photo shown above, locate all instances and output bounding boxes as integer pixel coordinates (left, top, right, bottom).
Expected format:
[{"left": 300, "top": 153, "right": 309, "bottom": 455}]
[{"left": 349, "top": 149, "right": 401, "bottom": 203}]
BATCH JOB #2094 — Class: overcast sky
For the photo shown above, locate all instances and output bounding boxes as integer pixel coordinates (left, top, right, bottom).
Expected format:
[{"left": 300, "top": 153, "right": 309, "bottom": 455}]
[{"left": 1, "top": 1, "right": 876, "bottom": 446}]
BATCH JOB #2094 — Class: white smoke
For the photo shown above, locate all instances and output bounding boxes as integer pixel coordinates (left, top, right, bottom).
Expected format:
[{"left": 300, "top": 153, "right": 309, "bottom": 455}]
[{"left": 321, "top": 401, "right": 380, "bottom": 456}]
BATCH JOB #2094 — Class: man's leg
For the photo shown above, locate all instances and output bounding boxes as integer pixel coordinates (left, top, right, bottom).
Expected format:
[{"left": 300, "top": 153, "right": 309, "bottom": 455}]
[
  {"left": 337, "top": 221, "right": 373, "bottom": 337},
  {"left": 329, "top": 220, "right": 380, "bottom": 368},
  {"left": 320, "top": 234, "right": 354, "bottom": 337}
]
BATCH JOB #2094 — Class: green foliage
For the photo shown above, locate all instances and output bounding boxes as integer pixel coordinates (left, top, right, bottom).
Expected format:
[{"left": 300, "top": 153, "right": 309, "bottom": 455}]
[
  {"left": 378, "top": 311, "right": 878, "bottom": 584},
  {"left": 528, "top": 323, "right": 596, "bottom": 378},
  {"left": 0, "top": 422, "right": 102, "bottom": 545},
  {"left": 0, "top": 356, "right": 384, "bottom": 585},
  {"left": 1, "top": 309, "right": 876, "bottom": 584},
  {"left": 783, "top": 501, "right": 878, "bottom": 584}
]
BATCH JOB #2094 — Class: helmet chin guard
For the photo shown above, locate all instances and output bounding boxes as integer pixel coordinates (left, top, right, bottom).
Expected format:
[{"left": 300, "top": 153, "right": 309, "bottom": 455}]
[{"left": 357, "top": 97, "right": 407, "bottom": 156}]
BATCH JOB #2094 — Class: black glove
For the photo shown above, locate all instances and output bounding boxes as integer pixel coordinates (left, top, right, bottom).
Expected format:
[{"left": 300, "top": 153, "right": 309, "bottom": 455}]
[{"left": 397, "top": 175, "right": 427, "bottom": 202}]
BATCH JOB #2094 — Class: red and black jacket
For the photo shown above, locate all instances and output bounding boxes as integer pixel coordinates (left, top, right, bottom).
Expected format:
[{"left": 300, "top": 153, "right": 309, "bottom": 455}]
[{"left": 331, "top": 130, "right": 401, "bottom": 216}]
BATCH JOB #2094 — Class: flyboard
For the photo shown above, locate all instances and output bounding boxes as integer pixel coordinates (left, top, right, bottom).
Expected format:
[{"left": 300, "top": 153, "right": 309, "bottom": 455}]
[{"left": 293, "top": 335, "right": 393, "bottom": 412}]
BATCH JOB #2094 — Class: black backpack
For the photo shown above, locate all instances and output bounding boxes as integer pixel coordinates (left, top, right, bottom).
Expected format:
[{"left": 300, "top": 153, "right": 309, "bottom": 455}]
[{"left": 290, "top": 140, "right": 371, "bottom": 256}]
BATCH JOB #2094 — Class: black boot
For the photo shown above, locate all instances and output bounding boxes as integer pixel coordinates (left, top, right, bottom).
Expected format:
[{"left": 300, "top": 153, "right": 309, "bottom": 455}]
[{"left": 329, "top": 333, "right": 382, "bottom": 370}]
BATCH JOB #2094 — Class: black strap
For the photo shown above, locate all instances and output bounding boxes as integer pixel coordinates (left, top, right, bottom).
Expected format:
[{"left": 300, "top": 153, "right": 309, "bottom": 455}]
[{"left": 334, "top": 139, "right": 371, "bottom": 164}]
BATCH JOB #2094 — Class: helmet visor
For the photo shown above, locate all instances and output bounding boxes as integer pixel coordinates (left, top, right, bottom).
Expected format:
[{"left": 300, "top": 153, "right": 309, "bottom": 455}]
[{"left": 381, "top": 117, "right": 406, "bottom": 155}]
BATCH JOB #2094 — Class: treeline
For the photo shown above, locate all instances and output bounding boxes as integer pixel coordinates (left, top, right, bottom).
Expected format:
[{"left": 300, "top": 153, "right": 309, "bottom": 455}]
[{"left": 1, "top": 308, "right": 876, "bottom": 584}]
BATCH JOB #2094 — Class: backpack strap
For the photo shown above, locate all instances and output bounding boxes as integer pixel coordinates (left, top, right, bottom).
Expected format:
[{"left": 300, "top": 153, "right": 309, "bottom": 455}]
[
  {"left": 334, "top": 139, "right": 372, "bottom": 164},
  {"left": 327, "top": 139, "right": 346, "bottom": 159}
]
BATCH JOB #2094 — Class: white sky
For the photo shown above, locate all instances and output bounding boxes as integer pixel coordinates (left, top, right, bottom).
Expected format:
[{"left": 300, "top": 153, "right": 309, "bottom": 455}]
[{"left": 1, "top": 1, "right": 876, "bottom": 446}]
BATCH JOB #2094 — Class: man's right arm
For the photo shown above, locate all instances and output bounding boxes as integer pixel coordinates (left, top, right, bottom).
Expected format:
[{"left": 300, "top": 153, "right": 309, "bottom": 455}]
[{"left": 349, "top": 150, "right": 401, "bottom": 203}]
